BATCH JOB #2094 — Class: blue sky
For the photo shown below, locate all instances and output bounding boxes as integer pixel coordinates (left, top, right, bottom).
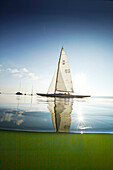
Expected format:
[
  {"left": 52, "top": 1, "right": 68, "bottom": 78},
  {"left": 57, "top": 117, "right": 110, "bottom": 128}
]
[{"left": 0, "top": 0, "right": 113, "bottom": 96}]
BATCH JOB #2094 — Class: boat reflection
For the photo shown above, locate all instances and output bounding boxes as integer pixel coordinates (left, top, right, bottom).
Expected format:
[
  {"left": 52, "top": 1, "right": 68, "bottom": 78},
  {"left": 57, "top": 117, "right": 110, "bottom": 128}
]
[{"left": 48, "top": 98, "right": 73, "bottom": 132}]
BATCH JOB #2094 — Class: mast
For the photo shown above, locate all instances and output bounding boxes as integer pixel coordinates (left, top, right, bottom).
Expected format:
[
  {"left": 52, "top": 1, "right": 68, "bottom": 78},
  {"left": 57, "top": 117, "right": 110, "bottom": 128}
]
[
  {"left": 31, "top": 84, "right": 33, "bottom": 96},
  {"left": 54, "top": 47, "right": 63, "bottom": 94}
]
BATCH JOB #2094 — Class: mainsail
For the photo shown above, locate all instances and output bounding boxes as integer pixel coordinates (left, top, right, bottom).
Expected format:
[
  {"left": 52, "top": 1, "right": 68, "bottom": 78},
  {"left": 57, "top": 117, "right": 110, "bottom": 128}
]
[{"left": 48, "top": 47, "right": 74, "bottom": 94}]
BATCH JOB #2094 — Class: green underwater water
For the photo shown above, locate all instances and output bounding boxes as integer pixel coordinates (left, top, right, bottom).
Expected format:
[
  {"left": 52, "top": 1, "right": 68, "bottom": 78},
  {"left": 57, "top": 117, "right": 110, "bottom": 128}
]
[{"left": 0, "top": 130, "right": 113, "bottom": 170}]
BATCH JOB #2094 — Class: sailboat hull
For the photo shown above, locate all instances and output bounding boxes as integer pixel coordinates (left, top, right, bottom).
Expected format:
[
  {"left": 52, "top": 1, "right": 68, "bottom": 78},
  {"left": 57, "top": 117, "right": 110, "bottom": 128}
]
[{"left": 36, "top": 93, "right": 90, "bottom": 98}]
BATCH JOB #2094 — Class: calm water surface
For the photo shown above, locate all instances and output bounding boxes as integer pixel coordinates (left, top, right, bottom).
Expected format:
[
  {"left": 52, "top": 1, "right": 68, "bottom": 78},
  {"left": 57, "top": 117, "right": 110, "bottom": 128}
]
[{"left": 0, "top": 94, "right": 113, "bottom": 134}]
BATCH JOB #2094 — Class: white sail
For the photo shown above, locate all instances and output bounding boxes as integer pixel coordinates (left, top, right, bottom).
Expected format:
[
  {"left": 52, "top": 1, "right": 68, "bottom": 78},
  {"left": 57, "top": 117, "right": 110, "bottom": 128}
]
[
  {"left": 48, "top": 47, "right": 74, "bottom": 94},
  {"left": 47, "top": 67, "right": 57, "bottom": 94},
  {"left": 56, "top": 48, "right": 74, "bottom": 93}
]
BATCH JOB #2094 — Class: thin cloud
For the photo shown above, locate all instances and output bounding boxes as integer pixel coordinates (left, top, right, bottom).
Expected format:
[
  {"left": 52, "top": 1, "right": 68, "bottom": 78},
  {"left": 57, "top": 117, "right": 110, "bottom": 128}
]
[
  {"left": 14, "top": 74, "right": 23, "bottom": 78},
  {"left": 0, "top": 65, "right": 3, "bottom": 72},
  {"left": 22, "top": 68, "right": 29, "bottom": 73},
  {"left": 7, "top": 68, "right": 19, "bottom": 73},
  {"left": 28, "top": 73, "right": 38, "bottom": 80},
  {"left": 6, "top": 67, "right": 38, "bottom": 80}
]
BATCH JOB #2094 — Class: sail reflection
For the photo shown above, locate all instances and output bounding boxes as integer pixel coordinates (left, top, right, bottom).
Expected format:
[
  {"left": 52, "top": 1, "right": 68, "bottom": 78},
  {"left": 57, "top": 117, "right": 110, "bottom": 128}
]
[{"left": 48, "top": 98, "right": 73, "bottom": 132}]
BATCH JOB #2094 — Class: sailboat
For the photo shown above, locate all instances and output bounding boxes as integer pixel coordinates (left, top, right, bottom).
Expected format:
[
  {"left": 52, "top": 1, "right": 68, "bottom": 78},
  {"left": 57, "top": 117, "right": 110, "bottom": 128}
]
[
  {"left": 16, "top": 80, "right": 23, "bottom": 95},
  {"left": 37, "top": 47, "right": 90, "bottom": 98}
]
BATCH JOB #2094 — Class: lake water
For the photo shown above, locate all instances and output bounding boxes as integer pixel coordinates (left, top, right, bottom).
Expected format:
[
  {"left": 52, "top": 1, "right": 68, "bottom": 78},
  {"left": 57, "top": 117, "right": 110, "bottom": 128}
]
[{"left": 0, "top": 94, "right": 113, "bottom": 134}]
